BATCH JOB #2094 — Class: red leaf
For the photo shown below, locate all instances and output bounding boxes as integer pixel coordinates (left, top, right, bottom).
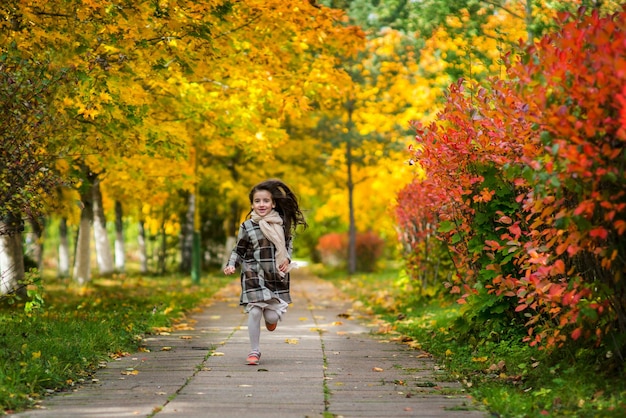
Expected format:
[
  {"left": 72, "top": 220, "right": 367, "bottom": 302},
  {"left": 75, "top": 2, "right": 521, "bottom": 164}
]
[{"left": 589, "top": 227, "right": 608, "bottom": 240}]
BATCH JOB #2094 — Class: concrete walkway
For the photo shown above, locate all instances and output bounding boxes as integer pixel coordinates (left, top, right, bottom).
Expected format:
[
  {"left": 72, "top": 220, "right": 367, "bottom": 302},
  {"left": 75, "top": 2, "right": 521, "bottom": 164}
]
[{"left": 15, "top": 271, "right": 487, "bottom": 418}]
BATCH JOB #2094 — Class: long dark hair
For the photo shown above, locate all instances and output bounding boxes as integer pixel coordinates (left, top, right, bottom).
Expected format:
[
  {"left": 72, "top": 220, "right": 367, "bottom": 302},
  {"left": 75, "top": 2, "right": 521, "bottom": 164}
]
[{"left": 248, "top": 179, "right": 307, "bottom": 237}]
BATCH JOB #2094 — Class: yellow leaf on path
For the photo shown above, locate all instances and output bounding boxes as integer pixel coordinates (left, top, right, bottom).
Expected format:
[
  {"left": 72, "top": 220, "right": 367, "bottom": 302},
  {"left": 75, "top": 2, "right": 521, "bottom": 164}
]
[
  {"left": 210, "top": 352, "right": 225, "bottom": 356},
  {"left": 121, "top": 370, "right": 139, "bottom": 376},
  {"left": 372, "top": 367, "right": 384, "bottom": 372},
  {"left": 331, "top": 321, "right": 343, "bottom": 326},
  {"left": 161, "top": 347, "right": 172, "bottom": 351},
  {"left": 299, "top": 317, "right": 308, "bottom": 321},
  {"left": 173, "top": 323, "right": 195, "bottom": 331},
  {"left": 180, "top": 335, "right": 193, "bottom": 340},
  {"left": 285, "top": 338, "right": 299, "bottom": 345}
]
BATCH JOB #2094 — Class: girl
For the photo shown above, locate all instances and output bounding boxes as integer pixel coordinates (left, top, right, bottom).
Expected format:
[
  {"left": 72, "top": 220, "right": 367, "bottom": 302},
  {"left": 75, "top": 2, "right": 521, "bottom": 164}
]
[{"left": 224, "top": 179, "right": 307, "bottom": 365}]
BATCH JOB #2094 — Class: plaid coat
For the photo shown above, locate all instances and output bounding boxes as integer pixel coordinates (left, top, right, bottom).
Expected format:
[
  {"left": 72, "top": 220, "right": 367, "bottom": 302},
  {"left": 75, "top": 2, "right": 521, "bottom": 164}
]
[{"left": 227, "top": 219, "right": 293, "bottom": 305}]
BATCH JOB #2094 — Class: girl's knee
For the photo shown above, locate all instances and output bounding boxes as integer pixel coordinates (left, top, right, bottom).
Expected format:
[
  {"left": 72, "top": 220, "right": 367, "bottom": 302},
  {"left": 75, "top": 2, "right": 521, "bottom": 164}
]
[
  {"left": 263, "top": 309, "right": 280, "bottom": 324},
  {"left": 249, "top": 306, "right": 263, "bottom": 320}
]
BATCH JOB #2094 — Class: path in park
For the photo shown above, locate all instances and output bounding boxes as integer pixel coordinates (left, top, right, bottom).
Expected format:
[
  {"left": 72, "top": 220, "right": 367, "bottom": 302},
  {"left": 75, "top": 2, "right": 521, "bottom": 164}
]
[{"left": 15, "top": 270, "right": 487, "bottom": 418}]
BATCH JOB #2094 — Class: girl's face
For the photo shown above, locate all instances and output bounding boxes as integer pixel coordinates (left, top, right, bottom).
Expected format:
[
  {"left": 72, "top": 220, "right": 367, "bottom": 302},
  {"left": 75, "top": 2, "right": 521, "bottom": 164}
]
[{"left": 251, "top": 189, "right": 274, "bottom": 217}]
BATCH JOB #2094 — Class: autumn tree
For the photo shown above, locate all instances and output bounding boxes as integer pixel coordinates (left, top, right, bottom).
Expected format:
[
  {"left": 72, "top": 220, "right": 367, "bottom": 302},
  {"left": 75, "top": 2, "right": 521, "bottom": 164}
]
[{"left": 0, "top": 55, "right": 69, "bottom": 295}]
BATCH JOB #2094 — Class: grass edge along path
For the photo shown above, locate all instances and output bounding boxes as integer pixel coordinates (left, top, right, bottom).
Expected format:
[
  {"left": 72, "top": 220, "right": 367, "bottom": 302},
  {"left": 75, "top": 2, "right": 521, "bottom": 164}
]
[
  {"left": 0, "top": 272, "right": 233, "bottom": 415},
  {"left": 317, "top": 266, "right": 626, "bottom": 418}
]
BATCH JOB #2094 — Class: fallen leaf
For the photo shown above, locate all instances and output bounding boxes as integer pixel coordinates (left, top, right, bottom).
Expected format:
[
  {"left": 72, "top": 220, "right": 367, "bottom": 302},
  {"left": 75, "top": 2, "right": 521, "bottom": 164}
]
[
  {"left": 331, "top": 321, "right": 343, "bottom": 326},
  {"left": 372, "top": 367, "right": 384, "bottom": 372},
  {"left": 173, "top": 323, "right": 195, "bottom": 331},
  {"left": 121, "top": 370, "right": 139, "bottom": 376},
  {"left": 161, "top": 347, "right": 172, "bottom": 351},
  {"left": 285, "top": 338, "right": 299, "bottom": 345},
  {"left": 210, "top": 352, "right": 225, "bottom": 356}
]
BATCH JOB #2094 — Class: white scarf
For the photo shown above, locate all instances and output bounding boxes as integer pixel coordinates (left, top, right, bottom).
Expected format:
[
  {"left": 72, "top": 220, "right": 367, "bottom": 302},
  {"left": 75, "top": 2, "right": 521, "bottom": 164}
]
[{"left": 251, "top": 209, "right": 297, "bottom": 277}]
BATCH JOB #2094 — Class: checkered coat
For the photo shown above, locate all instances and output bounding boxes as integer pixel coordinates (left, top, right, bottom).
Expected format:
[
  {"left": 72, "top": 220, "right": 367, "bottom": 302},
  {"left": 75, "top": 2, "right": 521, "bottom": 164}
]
[{"left": 227, "top": 219, "right": 293, "bottom": 305}]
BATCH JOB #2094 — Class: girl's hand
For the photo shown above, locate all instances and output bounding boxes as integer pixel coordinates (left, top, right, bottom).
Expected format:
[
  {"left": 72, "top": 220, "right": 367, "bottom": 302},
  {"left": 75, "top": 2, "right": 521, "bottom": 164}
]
[
  {"left": 278, "top": 259, "right": 290, "bottom": 272},
  {"left": 223, "top": 266, "right": 236, "bottom": 275}
]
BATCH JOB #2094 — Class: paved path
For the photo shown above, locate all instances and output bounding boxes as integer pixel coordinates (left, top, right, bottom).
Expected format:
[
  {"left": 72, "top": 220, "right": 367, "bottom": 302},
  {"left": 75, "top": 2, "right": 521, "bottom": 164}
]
[{"left": 15, "top": 271, "right": 486, "bottom": 418}]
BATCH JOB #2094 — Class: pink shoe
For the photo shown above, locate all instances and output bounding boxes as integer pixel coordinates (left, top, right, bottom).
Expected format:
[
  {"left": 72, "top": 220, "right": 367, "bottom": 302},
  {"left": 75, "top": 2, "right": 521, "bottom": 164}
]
[{"left": 246, "top": 351, "right": 261, "bottom": 365}]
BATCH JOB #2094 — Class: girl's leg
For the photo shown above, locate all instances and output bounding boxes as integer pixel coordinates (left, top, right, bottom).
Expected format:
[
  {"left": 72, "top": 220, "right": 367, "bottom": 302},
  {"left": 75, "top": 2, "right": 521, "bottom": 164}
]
[
  {"left": 263, "top": 309, "right": 280, "bottom": 326},
  {"left": 247, "top": 306, "right": 263, "bottom": 353}
]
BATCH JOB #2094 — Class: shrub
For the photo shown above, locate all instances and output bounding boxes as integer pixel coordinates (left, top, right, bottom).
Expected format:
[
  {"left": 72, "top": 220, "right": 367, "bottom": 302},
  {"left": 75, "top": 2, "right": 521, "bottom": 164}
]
[{"left": 316, "top": 231, "right": 385, "bottom": 272}]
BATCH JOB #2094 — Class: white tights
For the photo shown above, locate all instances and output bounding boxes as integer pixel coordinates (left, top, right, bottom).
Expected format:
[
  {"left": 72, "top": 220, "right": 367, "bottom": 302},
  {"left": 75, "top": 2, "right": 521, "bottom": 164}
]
[{"left": 247, "top": 306, "right": 280, "bottom": 353}]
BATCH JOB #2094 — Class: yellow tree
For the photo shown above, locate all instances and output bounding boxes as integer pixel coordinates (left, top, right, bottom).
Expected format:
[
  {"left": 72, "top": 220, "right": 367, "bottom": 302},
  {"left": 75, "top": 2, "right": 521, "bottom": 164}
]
[
  {"left": 3, "top": 0, "right": 364, "bottom": 281},
  {"left": 310, "top": 27, "right": 418, "bottom": 273}
]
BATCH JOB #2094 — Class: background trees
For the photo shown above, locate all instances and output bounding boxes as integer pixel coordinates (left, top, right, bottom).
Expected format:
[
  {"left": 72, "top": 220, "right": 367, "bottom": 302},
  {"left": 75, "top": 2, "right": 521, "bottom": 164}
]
[{"left": 0, "top": 0, "right": 365, "bottom": 290}]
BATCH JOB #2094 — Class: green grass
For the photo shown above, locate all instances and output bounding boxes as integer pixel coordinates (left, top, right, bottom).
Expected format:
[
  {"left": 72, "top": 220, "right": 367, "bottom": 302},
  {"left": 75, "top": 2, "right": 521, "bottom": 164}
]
[
  {"left": 0, "top": 271, "right": 232, "bottom": 414},
  {"left": 319, "top": 266, "right": 626, "bottom": 418}
]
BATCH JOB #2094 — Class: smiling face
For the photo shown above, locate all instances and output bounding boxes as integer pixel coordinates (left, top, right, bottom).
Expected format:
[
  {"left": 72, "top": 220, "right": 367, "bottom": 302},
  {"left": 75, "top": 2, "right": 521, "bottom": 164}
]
[{"left": 251, "top": 189, "right": 275, "bottom": 217}]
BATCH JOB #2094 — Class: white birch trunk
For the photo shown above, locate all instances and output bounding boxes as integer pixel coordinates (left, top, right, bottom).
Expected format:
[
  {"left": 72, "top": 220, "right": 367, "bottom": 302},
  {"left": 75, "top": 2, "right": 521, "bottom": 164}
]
[
  {"left": 92, "top": 179, "right": 114, "bottom": 275},
  {"left": 0, "top": 229, "right": 15, "bottom": 295},
  {"left": 73, "top": 181, "right": 94, "bottom": 286},
  {"left": 73, "top": 211, "right": 92, "bottom": 285},
  {"left": 58, "top": 217, "right": 70, "bottom": 278},
  {"left": 0, "top": 220, "right": 25, "bottom": 296},
  {"left": 114, "top": 201, "right": 125, "bottom": 272}
]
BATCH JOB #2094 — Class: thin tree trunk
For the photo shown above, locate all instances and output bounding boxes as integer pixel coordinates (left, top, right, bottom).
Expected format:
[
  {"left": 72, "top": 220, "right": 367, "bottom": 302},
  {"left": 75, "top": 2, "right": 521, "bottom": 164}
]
[
  {"left": 92, "top": 179, "right": 114, "bottom": 275},
  {"left": 158, "top": 217, "right": 166, "bottom": 275},
  {"left": 27, "top": 218, "right": 44, "bottom": 271},
  {"left": 180, "top": 192, "right": 194, "bottom": 273},
  {"left": 73, "top": 181, "right": 94, "bottom": 286},
  {"left": 0, "top": 215, "right": 26, "bottom": 297},
  {"left": 345, "top": 99, "right": 357, "bottom": 275},
  {"left": 114, "top": 201, "right": 125, "bottom": 273},
  {"left": 137, "top": 219, "right": 148, "bottom": 274},
  {"left": 58, "top": 217, "right": 70, "bottom": 278}
]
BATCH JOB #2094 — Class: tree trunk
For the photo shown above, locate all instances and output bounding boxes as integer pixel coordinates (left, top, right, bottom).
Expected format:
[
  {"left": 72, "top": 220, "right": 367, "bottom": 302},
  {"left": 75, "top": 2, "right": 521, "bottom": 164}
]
[
  {"left": 73, "top": 182, "right": 94, "bottom": 286},
  {"left": 58, "top": 217, "right": 70, "bottom": 278},
  {"left": 114, "top": 201, "right": 125, "bottom": 273},
  {"left": 27, "top": 218, "right": 45, "bottom": 271},
  {"left": 180, "top": 192, "right": 194, "bottom": 273},
  {"left": 92, "top": 179, "right": 114, "bottom": 275},
  {"left": 0, "top": 215, "right": 26, "bottom": 297},
  {"left": 345, "top": 100, "right": 357, "bottom": 275},
  {"left": 137, "top": 219, "right": 148, "bottom": 274},
  {"left": 158, "top": 217, "right": 167, "bottom": 275}
]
